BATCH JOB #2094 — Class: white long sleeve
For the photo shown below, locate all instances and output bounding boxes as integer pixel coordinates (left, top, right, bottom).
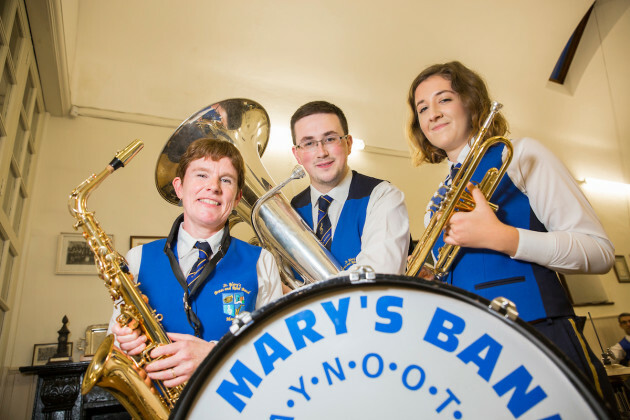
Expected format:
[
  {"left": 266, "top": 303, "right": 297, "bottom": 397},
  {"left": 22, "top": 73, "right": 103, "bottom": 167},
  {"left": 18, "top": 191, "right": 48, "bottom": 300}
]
[{"left": 507, "top": 138, "right": 614, "bottom": 274}]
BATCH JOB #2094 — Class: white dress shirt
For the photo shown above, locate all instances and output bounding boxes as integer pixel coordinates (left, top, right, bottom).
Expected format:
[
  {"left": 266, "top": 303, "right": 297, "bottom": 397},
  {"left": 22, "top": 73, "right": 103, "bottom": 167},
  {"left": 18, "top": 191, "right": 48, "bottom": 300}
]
[{"left": 309, "top": 169, "right": 410, "bottom": 274}]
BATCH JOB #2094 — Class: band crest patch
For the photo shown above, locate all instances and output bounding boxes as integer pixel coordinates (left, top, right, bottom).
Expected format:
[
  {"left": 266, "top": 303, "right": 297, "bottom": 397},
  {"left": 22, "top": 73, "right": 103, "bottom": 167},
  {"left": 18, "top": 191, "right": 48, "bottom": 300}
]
[{"left": 222, "top": 291, "right": 245, "bottom": 317}]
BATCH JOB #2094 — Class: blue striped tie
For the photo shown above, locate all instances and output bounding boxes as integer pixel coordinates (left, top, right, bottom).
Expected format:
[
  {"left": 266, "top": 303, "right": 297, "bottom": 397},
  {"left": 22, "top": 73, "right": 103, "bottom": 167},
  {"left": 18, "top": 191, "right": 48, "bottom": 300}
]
[
  {"left": 187, "top": 241, "right": 212, "bottom": 286},
  {"left": 316, "top": 195, "right": 333, "bottom": 250},
  {"left": 428, "top": 163, "right": 462, "bottom": 218},
  {"left": 448, "top": 162, "right": 462, "bottom": 184}
]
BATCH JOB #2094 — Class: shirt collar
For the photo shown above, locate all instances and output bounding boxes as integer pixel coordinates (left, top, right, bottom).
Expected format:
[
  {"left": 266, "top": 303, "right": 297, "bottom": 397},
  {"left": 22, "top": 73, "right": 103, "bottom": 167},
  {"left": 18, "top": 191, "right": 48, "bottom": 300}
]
[
  {"left": 177, "top": 223, "right": 225, "bottom": 256},
  {"left": 309, "top": 169, "right": 353, "bottom": 206},
  {"left": 452, "top": 143, "right": 470, "bottom": 168}
]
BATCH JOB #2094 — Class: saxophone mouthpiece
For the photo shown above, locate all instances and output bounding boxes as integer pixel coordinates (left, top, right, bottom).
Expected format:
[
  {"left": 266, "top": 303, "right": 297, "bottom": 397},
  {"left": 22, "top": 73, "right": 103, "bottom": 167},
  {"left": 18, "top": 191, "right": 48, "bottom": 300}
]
[{"left": 109, "top": 140, "right": 144, "bottom": 171}]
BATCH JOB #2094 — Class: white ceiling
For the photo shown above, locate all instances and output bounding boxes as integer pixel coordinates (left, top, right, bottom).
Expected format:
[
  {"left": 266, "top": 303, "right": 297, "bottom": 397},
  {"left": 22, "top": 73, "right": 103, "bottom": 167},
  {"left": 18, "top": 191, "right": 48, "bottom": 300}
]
[{"left": 27, "top": 0, "right": 630, "bottom": 160}]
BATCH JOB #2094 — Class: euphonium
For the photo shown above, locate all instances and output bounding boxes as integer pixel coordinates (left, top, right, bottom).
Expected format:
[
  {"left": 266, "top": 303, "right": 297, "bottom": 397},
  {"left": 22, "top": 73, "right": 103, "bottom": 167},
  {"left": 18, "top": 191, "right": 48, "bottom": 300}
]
[
  {"left": 406, "top": 101, "right": 513, "bottom": 279},
  {"left": 155, "top": 99, "right": 342, "bottom": 289},
  {"left": 69, "top": 140, "right": 179, "bottom": 419}
]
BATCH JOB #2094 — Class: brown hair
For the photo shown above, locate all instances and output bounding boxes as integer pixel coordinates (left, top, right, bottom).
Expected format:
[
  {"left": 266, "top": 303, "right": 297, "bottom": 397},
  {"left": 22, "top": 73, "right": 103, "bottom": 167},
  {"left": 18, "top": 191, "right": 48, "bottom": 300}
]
[
  {"left": 176, "top": 138, "right": 245, "bottom": 192},
  {"left": 405, "top": 61, "right": 509, "bottom": 166},
  {"left": 290, "top": 100, "right": 348, "bottom": 144}
]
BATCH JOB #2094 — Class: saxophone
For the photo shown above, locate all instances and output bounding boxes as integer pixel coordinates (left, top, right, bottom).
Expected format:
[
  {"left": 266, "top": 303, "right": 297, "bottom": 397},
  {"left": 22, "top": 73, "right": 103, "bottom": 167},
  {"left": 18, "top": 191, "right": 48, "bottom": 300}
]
[{"left": 68, "top": 140, "right": 179, "bottom": 419}]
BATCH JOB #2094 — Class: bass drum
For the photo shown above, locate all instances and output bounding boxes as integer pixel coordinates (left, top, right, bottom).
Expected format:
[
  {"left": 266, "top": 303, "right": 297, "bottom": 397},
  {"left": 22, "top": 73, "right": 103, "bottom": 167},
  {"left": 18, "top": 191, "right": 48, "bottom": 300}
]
[{"left": 171, "top": 273, "right": 611, "bottom": 419}]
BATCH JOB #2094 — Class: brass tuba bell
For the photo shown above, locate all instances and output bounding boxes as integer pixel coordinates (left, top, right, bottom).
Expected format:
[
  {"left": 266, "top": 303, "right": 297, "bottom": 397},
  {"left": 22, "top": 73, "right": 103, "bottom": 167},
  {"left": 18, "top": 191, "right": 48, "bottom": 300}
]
[{"left": 155, "top": 99, "right": 341, "bottom": 288}]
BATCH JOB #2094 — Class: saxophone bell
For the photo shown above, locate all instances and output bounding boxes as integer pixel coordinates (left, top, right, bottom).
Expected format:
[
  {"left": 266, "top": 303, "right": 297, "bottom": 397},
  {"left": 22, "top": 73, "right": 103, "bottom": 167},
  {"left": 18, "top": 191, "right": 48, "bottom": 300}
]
[{"left": 82, "top": 334, "right": 169, "bottom": 419}]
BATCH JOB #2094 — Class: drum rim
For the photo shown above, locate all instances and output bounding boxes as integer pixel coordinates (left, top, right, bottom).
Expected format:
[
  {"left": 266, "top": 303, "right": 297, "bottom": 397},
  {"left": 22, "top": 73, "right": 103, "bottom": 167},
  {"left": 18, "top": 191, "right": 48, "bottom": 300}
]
[{"left": 172, "top": 274, "right": 611, "bottom": 419}]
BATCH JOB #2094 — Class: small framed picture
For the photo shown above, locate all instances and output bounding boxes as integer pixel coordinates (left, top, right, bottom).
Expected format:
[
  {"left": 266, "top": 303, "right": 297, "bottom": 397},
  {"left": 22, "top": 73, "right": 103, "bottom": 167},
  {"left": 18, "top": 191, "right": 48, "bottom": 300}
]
[
  {"left": 56, "top": 232, "right": 113, "bottom": 275},
  {"left": 32, "top": 342, "right": 73, "bottom": 366},
  {"left": 130, "top": 236, "right": 165, "bottom": 249},
  {"left": 613, "top": 255, "right": 630, "bottom": 283}
]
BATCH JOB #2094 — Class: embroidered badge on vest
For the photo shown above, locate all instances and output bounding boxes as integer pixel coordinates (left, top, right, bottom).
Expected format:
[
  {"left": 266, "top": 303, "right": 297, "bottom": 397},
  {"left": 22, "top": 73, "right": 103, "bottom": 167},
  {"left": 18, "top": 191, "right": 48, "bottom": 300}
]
[
  {"left": 217, "top": 282, "right": 252, "bottom": 320},
  {"left": 222, "top": 291, "right": 245, "bottom": 317}
]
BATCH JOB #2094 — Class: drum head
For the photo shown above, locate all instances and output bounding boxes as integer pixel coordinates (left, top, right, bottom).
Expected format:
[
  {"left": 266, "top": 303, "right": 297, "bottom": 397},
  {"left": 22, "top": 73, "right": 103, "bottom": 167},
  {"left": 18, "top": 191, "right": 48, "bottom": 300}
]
[{"left": 172, "top": 274, "right": 610, "bottom": 419}]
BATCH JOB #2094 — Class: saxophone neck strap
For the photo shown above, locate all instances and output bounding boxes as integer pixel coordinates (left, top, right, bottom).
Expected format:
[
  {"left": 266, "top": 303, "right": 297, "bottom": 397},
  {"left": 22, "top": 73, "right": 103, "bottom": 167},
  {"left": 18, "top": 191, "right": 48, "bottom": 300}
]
[{"left": 164, "top": 215, "right": 232, "bottom": 338}]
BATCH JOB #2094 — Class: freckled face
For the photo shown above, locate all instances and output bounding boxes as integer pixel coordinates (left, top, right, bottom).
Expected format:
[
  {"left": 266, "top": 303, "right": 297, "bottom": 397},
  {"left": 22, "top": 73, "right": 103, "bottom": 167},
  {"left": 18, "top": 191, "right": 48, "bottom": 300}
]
[
  {"left": 173, "top": 157, "right": 242, "bottom": 238},
  {"left": 414, "top": 75, "right": 472, "bottom": 162}
]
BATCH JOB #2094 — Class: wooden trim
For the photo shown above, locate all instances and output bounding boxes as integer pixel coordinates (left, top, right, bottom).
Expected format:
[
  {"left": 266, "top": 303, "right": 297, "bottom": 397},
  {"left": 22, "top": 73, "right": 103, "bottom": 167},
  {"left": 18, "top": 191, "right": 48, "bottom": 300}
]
[{"left": 24, "top": 0, "right": 71, "bottom": 115}]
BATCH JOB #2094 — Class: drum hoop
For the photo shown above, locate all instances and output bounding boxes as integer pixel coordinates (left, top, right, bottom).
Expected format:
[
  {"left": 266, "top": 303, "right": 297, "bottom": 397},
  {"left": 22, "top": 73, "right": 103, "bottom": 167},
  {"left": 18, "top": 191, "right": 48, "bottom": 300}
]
[{"left": 172, "top": 274, "right": 611, "bottom": 419}]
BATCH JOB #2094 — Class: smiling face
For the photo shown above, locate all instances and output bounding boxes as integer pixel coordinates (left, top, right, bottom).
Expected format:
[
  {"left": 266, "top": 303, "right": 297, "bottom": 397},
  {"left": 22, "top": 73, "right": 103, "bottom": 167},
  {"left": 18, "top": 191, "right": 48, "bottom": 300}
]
[
  {"left": 414, "top": 75, "right": 472, "bottom": 162},
  {"left": 292, "top": 113, "right": 353, "bottom": 193},
  {"left": 173, "top": 156, "right": 242, "bottom": 238}
]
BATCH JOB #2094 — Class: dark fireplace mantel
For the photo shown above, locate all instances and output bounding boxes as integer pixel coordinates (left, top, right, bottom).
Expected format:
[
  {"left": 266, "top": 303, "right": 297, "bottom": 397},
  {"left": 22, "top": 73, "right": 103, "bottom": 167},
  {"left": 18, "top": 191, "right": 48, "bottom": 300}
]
[{"left": 19, "top": 361, "right": 129, "bottom": 419}]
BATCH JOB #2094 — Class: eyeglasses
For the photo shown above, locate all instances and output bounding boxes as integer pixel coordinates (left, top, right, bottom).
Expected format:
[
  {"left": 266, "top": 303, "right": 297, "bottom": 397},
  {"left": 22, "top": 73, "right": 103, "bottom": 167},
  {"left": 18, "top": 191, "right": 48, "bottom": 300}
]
[{"left": 294, "top": 135, "right": 348, "bottom": 151}]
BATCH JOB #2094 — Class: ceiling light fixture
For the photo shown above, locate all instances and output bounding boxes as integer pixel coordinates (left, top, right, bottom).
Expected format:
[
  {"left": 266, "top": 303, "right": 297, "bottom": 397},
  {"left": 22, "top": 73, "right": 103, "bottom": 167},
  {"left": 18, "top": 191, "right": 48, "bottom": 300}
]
[{"left": 353, "top": 138, "right": 365, "bottom": 150}]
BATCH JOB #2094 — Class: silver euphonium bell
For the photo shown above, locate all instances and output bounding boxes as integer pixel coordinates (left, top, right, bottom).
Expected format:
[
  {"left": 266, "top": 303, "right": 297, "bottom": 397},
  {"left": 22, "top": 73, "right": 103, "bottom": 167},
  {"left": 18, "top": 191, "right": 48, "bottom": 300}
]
[{"left": 155, "top": 99, "right": 342, "bottom": 289}]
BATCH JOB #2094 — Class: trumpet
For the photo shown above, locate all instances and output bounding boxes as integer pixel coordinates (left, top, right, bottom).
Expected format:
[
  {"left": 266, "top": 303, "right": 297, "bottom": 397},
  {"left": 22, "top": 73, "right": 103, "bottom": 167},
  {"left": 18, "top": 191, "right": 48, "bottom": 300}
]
[{"left": 407, "top": 101, "right": 513, "bottom": 279}]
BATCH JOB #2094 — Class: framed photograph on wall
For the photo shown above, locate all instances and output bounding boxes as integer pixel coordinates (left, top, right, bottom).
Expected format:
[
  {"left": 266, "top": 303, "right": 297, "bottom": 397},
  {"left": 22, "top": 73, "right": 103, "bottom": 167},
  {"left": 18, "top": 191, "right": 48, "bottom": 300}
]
[
  {"left": 32, "top": 342, "right": 73, "bottom": 366},
  {"left": 56, "top": 232, "right": 113, "bottom": 275},
  {"left": 613, "top": 255, "right": 630, "bottom": 283},
  {"left": 130, "top": 236, "right": 165, "bottom": 248}
]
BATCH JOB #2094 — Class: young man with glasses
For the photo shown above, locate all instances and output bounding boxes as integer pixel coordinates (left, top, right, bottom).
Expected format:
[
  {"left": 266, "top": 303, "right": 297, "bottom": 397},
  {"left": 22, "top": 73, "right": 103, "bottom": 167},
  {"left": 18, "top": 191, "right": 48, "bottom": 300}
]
[{"left": 290, "top": 100, "right": 410, "bottom": 273}]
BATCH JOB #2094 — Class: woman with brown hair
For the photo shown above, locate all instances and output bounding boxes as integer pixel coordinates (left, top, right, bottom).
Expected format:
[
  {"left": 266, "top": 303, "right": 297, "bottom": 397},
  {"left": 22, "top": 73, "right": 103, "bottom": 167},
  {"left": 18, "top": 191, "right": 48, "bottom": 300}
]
[{"left": 406, "top": 61, "right": 615, "bottom": 407}]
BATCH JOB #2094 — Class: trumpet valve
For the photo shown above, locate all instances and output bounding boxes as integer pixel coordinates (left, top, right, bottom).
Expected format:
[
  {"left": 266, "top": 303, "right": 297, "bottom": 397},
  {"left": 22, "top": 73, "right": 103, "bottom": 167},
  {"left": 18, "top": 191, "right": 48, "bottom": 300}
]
[{"left": 455, "top": 190, "right": 499, "bottom": 213}]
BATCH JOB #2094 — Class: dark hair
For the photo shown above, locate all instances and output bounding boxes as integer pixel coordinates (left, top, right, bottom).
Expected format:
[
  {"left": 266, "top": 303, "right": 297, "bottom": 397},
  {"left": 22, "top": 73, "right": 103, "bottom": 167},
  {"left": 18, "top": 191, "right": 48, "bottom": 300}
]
[
  {"left": 618, "top": 313, "right": 630, "bottom": 322},
  {"left": 176, "top": 138, "right": 245, "bottom": 192},
  {"left": 290, "top": 101, "right": 348, "bottom": 144},
  {"left": 405, "top": 61, "right": 509, "bottom": 166}
]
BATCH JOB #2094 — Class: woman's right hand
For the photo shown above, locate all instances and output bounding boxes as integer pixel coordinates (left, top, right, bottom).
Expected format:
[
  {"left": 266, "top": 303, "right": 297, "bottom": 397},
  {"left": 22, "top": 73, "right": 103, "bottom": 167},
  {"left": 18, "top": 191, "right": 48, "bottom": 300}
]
[{"left": 111, "top": 322, "right": 147, "bottom": 356}]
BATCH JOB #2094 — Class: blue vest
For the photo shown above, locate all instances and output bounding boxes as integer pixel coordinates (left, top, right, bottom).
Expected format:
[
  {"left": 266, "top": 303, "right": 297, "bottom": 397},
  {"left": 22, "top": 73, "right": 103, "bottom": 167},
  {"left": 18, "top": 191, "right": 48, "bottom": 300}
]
[
  {"left": 291, "top": 171, "right": 383, "bottom": 269},
  {"left": 620, "top": 337, "right": 630, "bottom": 365},
  {"left": 430, "top": 144, "right": 574, "bottom": 322},
  {"left": 137, "top": 237, "right": 261, "bottom": 341}
]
